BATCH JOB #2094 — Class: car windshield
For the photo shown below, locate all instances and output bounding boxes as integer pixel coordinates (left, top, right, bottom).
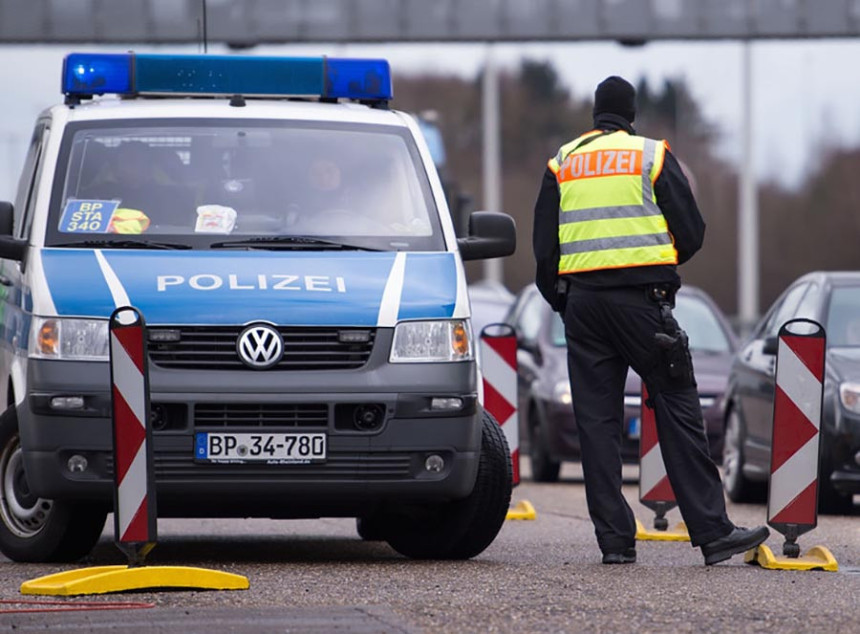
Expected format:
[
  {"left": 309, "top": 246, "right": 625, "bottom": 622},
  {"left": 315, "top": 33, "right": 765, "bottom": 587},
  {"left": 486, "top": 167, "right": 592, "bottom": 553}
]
[
  {"left": 826, "top": 285, "right": 860, "bottom": 347},
  {"left": 47, "top": 120, "right": 443, "bottom": 251},
  {"left": 550, "top": 293, "right": 731, "bottom": 352},
  {"left": 674, "top": 295, "right": 732, "bottom": 353}
]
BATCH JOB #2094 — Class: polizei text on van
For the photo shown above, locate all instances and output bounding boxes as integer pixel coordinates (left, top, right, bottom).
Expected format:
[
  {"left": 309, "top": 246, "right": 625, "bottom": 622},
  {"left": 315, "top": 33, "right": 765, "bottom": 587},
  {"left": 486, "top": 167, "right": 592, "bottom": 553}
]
[{"left": 157, "top": 274, "right": 348, "bottom": 292}]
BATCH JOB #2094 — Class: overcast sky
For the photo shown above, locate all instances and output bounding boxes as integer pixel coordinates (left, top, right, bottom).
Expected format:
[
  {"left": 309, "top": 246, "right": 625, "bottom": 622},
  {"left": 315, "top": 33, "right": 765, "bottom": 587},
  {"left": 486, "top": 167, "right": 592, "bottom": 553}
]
[{"left": 1, "top": 39, "right": 859, "bottom": 201}]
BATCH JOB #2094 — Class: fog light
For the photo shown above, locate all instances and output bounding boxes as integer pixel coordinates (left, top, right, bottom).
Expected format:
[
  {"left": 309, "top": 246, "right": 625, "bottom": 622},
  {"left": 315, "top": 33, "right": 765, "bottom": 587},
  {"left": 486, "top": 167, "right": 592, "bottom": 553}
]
[
  {"left": 51, "top": 396, "right": 85, "bottom": 410},
  {"left": 430, "top": 397, "right": 463, "bottom": 411},
  {"left": 424, "top": 454, "right": 445, "bottom": 472},
  {"left": 354, "top": 404, "right": 385, "bottom": 430},
  {"left": 67, "top": 454, "right": 88, "bottom": 473}
]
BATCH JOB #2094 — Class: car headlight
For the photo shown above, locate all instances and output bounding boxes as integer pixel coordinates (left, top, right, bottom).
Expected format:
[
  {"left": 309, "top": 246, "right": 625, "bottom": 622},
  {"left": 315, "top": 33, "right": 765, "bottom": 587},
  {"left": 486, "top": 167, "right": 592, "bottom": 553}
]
[
  {"left": 839, "top": 382, "right": 860, "bottom": 414},
  {"left": 553, "top": 380, "right": 572, "bottom": 405},
  {"left": 390, "top": 320, "right": 473, "bottom": 363},
  {"left": 29, "top": 317, "right": 110, "bottom": 361}
]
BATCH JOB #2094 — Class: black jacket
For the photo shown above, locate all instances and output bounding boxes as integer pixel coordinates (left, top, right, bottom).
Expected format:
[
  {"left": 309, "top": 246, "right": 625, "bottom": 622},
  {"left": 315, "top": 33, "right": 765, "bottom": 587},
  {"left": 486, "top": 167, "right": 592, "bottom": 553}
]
[{"left": 533, "top": 114, "right": 705, "bottom": 311}]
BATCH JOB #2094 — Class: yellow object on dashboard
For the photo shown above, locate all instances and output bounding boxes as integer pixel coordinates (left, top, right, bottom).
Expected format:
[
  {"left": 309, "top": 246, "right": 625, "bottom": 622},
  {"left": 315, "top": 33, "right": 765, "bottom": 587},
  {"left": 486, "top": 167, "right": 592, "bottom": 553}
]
[{"left": 108, "top": 208, "right": 151, "bottom": 234}]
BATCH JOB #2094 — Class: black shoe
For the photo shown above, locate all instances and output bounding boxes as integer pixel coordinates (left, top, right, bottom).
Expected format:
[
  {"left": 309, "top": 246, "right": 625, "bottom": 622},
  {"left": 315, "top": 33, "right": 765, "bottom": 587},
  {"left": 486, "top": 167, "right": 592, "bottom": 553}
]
[
  {"left": 701, "top": 526, "right": 770, "bottom": 565},
  {"left": 602, "top": 548, "right": 636, "bottom": 564}
]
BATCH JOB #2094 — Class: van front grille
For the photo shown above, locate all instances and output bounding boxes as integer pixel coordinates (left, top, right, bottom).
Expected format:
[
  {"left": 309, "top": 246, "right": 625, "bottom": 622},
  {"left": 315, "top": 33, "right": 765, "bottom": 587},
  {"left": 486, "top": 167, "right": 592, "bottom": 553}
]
[{"left": 148, "top": 326, "right": 375, "bottom": 370}]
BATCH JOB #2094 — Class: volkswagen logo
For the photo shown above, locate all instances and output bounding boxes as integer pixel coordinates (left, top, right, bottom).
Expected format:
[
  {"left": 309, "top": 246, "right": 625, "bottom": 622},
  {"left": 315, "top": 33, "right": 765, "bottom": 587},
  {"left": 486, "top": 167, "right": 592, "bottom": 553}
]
[{"left": 237, "top": 324, "right": 284, "bottom": 369}]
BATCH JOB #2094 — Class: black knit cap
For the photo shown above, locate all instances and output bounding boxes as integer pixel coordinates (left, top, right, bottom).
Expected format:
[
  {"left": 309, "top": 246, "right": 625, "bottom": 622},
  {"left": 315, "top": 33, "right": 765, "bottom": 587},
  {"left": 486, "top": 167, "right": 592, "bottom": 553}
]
[{"left": 593, "top": 76, "right": 636, "bottom": 123}]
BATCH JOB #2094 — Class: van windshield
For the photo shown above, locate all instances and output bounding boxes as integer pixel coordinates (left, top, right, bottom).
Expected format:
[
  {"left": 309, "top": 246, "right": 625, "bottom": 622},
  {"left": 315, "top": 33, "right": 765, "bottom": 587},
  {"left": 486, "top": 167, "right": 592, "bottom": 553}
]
[{"left": 46, "top": 120, "right": 444, "bottom": 251}]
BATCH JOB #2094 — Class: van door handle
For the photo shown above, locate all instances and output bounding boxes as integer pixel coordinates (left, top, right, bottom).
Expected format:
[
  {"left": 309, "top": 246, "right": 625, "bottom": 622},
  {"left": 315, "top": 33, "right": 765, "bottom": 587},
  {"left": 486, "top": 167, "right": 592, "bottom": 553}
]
[{"left": 0, "top": 276, "right": 11, "bottom": 286}]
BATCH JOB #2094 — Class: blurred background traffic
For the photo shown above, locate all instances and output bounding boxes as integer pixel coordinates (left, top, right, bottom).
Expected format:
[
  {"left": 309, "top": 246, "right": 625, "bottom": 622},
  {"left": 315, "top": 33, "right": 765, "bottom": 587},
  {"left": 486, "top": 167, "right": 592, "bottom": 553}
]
[{"left": 2, "top": 1, "right": 860, "bottom": 331}]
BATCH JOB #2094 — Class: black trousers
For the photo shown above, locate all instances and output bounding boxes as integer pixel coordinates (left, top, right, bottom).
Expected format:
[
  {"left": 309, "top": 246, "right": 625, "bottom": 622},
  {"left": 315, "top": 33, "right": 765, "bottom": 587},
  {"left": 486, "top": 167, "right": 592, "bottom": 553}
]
[{"left": 563, "top": 285, "right": 734, "bottom": 552}]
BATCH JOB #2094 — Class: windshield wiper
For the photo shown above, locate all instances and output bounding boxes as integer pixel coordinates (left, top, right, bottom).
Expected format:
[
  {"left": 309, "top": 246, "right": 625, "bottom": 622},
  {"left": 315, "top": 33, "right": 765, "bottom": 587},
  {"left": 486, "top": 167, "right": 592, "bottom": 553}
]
[
  {"left": 53, "top": 239, "right": 191, "bottom": 250},
  {"left": 210, "top": 236, "right": 382, "bottom": 251}
]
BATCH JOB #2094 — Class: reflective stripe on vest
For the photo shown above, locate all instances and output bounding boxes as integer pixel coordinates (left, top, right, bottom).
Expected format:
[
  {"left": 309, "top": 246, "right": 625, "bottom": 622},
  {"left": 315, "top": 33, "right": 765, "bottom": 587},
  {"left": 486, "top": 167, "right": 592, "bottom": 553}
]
[{"left": 548, "top": 131, "right": 677, "bottom": 274}]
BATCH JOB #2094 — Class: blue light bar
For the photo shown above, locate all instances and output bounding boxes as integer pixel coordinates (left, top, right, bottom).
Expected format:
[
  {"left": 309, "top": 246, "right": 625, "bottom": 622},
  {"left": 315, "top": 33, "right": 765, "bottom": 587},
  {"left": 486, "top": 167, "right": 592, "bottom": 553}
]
[
  {"left": 325, "top": 58, "right": 393, "bottom": 101},
  {"left": 62, "top": 52, "right": 392, "bottom": 103},
  {"left": 136, "top": 54, "right": 324, "bottom": 96},
  {"left": 63, "top": 53, "right": 132, "bottom": 95}
]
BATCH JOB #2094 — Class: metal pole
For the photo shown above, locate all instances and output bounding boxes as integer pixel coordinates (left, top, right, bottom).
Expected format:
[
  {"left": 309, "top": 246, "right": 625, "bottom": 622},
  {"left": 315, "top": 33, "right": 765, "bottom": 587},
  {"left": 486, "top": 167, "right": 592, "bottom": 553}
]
[
  {"left": 738, "top": 41, "right": 758, "bottom": 332},
  {"left": 482, "top": 44, "right": 503, "bottom": 284}
]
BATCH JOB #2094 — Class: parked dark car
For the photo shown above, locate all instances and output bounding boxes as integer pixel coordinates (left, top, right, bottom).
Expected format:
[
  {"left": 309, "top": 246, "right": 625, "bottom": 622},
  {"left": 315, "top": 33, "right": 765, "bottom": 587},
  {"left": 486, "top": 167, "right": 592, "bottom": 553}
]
[
  {"left": 506, "top": 284, "right": 737, "bottom": 482},
  {"left": 723, "top": 271, "right": 860, "bottom": 514},
  {"left": 468, "top": 280, "right": 515, "bottom": 337}
]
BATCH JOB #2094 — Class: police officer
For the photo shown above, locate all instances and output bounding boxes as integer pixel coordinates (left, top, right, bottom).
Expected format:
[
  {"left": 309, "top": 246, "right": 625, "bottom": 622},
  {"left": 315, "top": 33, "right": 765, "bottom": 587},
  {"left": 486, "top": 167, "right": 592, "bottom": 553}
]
[{"left": 533, "top": 76, "right": 769, "bottom": 565}]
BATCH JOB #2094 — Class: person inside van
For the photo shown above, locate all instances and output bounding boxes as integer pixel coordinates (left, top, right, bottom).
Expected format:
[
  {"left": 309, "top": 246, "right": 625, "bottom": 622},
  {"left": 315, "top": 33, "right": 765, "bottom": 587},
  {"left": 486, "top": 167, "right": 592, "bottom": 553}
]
[{"left": 79, "top": 141, "right": 194, "bottom": 230}]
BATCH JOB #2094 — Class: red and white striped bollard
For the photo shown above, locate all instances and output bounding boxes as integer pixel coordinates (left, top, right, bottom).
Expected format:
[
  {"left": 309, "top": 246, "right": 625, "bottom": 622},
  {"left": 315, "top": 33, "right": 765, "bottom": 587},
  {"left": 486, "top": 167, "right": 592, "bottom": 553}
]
[
  {"left": 768, "top": 318, "right": 825, "bottom": 557},
  {"left": 639, "top": 382, "right": 676, "bottom": 527},
  {"left": 480, "top": 324, "right": 519, "bottom": 486},
  {"left": 635, "top": 381, "right": 689, "bottom": 540},
  {"left": 109, "top": 306, "right": 157, "bottom": 566}
]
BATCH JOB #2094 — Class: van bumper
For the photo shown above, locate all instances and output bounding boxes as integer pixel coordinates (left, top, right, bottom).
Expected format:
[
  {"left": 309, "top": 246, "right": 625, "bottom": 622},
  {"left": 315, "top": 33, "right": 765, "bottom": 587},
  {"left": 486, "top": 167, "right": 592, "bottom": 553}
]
[
  {"left": 18, "top": 347, "right": 484, "bottom": 517},
  {"left": 20, "top": 392, "right": 482, "bottom": 517}
]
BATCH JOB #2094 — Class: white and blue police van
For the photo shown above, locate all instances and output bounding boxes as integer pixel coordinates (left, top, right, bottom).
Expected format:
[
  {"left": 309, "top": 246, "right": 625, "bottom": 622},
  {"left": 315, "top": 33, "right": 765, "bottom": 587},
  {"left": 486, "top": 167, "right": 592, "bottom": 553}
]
[{"left": 0, "top": 53, "right": 516, "bottom": 562}]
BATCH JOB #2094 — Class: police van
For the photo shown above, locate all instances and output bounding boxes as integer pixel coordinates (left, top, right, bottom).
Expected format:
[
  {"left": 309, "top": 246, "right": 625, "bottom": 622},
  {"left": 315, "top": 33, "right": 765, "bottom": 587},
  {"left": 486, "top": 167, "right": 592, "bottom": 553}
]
[{"left": 0, "top": 53, "right": 516, "bottom": 562}]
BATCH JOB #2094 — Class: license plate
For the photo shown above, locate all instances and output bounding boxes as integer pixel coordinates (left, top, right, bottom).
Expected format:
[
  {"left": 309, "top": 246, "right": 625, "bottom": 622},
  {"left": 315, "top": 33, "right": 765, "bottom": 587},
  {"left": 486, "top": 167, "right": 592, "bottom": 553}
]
[
  {"left": 627, "top": 417, "right": 641, "bottom": 439},
  {"left": 195, "top": 432, "right": 326, "bottom": 464}
]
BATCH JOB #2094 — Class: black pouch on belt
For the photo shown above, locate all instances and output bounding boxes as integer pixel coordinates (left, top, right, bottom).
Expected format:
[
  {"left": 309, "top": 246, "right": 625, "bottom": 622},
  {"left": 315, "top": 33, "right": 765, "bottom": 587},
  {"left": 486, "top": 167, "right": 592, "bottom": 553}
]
[{"left": 651, "top": 289, "right": 696, "bottom": 387}]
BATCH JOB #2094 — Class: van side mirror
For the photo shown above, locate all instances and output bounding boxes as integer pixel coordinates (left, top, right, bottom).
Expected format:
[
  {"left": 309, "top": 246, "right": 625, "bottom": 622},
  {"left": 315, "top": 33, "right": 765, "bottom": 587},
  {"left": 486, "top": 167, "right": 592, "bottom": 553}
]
[
  {"left": 457, "top": 211, "right": 516, "bottom": 261},
  {"left": 0, "top": 202, "right": 27, "bottom": 262}
]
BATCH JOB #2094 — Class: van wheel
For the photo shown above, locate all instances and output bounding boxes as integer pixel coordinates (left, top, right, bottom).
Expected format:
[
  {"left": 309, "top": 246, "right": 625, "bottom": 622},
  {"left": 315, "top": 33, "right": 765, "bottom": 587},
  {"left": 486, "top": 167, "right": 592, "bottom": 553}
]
[
  {"left": 356, "top": 515, "right": 388, "bottom": 541},
  {"left": 384, "top": 410, "right": 512, "bottom": 559},
  {"left": 0, "top": 407, "right": 107, "bottom": 562},
  {"left": 722, "top": 408, "right": 766, "bottom": 503}
]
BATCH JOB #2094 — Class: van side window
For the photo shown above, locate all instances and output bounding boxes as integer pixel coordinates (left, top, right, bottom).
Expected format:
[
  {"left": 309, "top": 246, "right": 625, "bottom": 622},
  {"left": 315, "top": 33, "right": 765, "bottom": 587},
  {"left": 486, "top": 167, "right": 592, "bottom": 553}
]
[{"left": 14, "top": 122, "right": 49, "bottom": 240}]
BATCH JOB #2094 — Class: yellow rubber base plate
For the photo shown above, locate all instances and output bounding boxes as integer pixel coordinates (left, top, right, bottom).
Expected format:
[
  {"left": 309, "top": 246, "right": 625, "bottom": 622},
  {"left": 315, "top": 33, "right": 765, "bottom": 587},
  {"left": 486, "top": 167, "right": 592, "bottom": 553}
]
[
  {"left": 635, "top": 518, "right": 691, "bottom": 542},
  {"left": 744, "top": 544, "right": 838, "bottom": 572},
  {"left": 20, "top": 565, "right": 249, "bottom": 596},
  {"left": 506, "top": 499, "right": 537, "bottom": 521}
]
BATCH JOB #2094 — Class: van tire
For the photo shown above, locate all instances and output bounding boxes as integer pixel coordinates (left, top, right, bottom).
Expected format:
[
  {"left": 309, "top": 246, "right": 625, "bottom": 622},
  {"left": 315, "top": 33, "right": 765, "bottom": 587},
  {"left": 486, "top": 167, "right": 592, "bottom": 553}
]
[
  {"left": 356, "top": 515, "right": 387, "bottom": 541},
  {"left": 384, "top": 410, "right": 512, "bottom": 560},
  {"left": 0, "top": 407, "right": 107, "bottom": 563}
]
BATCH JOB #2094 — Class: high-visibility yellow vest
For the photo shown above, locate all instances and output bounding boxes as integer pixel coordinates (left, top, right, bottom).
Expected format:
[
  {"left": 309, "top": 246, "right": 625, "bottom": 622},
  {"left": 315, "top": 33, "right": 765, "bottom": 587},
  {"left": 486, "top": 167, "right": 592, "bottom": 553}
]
[{"left": 547, "top": 130, "right": 678, "bottom": 275}]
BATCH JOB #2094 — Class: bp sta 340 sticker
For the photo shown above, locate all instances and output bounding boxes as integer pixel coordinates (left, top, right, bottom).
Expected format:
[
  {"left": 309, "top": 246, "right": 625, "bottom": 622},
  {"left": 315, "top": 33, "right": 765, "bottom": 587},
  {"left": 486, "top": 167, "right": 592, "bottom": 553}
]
[{"left": 59, "top": 200, "right": 151, "bottom": 234}]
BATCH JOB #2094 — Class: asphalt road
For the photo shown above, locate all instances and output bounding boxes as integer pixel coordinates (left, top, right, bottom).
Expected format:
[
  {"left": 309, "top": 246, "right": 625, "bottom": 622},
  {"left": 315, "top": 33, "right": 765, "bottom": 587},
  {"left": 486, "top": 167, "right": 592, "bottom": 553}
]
[{"left": 1, "top": 463, "right": 857, "bottom": 633}]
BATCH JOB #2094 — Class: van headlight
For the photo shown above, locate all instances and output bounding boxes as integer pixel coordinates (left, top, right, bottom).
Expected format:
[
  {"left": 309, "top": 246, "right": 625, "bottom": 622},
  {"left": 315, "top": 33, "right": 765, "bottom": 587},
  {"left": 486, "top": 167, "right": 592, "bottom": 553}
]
[
  {"left": 839, "top": 382, "right": 860, "bottom": 414},
  {"left": 29, "top": 317, "right": 110, "bottom": 361},
  {"left": 390, "top": 320, "right": 473, "bottom": 363}
]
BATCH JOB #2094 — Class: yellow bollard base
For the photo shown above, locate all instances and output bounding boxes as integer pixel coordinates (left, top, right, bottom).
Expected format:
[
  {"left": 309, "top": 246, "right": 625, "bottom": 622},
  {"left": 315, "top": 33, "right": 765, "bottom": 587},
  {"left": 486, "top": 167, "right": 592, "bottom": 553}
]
[
  {"left": 20, "top": 565, "right": 249, "bottom": 596},
  {"left": 506, "top": 499, "right": 537, "bottom": 521},
  {"left": 635, "top": 518, "right": 691, "bottom": 542},
  {"left": 744, "top": 544, "right": 838, "bottom": 572}
]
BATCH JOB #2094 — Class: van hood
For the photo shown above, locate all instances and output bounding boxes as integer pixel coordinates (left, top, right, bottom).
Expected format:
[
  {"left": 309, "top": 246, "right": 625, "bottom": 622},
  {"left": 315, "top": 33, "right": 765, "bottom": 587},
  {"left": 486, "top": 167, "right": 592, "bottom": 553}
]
[{"left": 39, "top": 249, "right": 461, "bottom": 326}]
